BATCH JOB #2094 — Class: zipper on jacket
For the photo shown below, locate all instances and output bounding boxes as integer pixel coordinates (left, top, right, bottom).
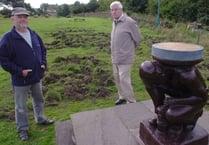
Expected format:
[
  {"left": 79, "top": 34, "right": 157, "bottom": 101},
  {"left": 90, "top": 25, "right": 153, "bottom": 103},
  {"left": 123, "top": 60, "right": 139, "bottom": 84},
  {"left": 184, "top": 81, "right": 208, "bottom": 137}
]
[{"left": 32, "top": 49, "right": 36, "bottom": 56}]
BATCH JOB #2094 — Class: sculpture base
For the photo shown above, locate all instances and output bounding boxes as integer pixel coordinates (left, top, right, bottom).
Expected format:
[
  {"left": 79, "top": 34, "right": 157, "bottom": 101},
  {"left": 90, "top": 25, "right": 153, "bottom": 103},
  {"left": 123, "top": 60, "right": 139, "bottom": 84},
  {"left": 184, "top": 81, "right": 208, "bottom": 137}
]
[{"left": 139, "top": 119, "right": 208, "bottom": 145}]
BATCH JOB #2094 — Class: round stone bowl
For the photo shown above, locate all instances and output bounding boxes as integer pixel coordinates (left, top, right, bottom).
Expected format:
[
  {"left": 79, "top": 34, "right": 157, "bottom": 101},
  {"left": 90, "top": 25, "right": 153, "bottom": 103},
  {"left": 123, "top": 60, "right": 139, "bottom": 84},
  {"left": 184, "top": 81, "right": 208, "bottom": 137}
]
[{"left": 152, "top": 42, "right": 204, "bottom": 65}]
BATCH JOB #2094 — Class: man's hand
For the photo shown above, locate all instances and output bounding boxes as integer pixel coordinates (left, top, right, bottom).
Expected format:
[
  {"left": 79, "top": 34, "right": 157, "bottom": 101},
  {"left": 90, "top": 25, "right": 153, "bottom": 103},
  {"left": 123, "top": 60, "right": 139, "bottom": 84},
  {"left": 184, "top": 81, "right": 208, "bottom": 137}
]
[
  {"left": 41, "top": 65, "right": 45, "bottom": 69},
  {"left": 22, "top": 69, "right": 32, "bottom": 77}
]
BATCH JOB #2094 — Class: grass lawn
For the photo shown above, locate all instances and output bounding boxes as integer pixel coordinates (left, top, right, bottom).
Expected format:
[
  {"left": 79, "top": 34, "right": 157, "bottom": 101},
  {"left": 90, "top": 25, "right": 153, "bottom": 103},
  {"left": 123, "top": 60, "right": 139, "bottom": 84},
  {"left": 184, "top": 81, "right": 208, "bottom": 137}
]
[{"left": 0, "top": 15, "right": 209, "bottom": 144}]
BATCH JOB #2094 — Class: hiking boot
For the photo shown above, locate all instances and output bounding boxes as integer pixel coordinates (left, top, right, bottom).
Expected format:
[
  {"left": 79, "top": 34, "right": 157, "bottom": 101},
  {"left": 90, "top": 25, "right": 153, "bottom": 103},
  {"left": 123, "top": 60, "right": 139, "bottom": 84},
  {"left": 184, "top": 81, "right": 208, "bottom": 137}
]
[{"left": 19, "top": 130, "right": 28, "bottom": 141}]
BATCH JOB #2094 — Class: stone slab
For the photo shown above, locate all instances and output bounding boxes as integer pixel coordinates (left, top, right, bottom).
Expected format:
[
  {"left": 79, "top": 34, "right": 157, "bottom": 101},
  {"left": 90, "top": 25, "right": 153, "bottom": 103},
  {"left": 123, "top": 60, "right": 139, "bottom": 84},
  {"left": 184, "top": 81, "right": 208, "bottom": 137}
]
[
  {"left": 198, "top": 110, "right": 209, "bottom": 133},
  {"left": 72, "top": 108, "right": 137, "bottom": 145},
  {"left": 71, "top": 103, "right": 155, "bottom": 145},
  {"left": 55, "top": 100, "right": 209, "bottom": 145},
  {"left": 55, "top": 120, "right": 75, "bottom": 145}
]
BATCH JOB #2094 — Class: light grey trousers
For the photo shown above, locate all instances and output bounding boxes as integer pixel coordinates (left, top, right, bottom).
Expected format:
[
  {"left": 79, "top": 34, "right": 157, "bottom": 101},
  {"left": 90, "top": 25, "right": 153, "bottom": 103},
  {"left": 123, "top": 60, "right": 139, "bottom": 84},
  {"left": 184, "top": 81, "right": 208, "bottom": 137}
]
[
  {"left": 13, "top": 82, "right": 46, "bottom": 132},
  {"left": 112, "top": 64, "right": 136, "bottom": 103}
]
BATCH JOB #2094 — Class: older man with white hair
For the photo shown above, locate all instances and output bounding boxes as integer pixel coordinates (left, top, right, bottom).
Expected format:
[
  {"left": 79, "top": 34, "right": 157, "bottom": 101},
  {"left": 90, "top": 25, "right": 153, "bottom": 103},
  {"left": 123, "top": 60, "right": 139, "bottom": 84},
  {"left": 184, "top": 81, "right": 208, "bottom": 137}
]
[{"left": 110, "top": 1, "right": 141, "bottom": 105}]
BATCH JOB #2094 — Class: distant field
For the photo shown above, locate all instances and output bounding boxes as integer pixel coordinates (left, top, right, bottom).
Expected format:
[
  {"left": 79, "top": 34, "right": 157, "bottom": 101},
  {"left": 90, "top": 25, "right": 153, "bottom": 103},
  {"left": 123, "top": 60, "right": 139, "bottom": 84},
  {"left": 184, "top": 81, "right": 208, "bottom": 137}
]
[{"left": 0, "top": 16, "right": 209, "bottom": 145}]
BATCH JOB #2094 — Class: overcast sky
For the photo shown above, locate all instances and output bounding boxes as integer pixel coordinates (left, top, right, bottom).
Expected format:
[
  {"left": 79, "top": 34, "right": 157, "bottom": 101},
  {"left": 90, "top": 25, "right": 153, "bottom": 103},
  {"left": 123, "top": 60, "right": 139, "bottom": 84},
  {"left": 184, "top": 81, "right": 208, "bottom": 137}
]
[{"left": 24, "top": 0, "right": 90, "bottom": 8}]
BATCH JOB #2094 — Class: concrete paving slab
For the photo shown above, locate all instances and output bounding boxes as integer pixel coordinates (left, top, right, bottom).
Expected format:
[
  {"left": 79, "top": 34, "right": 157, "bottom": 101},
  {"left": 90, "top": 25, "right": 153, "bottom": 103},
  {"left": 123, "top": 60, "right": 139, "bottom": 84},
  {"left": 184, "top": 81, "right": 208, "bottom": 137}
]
[
  {"left": 141, "top": 99, "right": 154, "bottom": 112},
  {"left": 55, "top": 120, "right": 75, "bottom": 145},
  {"left": 71, "top": 107, "right": 140, "bottom": 145},
  {"left": 113, "top": 102, "right": 155, "bottom": 129},
  {"left": 55, "top": 100, "right": 209, "bottom": 145},
  {"left": 70, "top": 102, "right": 156, "bottom": 145},
  {"left": 198, "top": 110, "right": 209, "bottom": 133}
]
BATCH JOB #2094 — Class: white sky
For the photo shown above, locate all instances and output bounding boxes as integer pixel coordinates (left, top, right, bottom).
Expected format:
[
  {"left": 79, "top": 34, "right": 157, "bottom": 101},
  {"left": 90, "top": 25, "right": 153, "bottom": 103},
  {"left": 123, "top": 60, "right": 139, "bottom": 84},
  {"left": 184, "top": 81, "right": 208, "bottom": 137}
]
[{"left": 24, "top": 0, "right": 90, "bottom": 8}]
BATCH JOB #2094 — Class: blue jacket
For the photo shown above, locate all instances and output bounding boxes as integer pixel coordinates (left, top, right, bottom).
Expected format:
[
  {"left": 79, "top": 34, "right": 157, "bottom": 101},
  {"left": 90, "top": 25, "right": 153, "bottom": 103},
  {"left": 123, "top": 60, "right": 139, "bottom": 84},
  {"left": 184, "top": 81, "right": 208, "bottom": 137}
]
[{"left": 0, "top": 26, "right": 47, "bottom": 86}]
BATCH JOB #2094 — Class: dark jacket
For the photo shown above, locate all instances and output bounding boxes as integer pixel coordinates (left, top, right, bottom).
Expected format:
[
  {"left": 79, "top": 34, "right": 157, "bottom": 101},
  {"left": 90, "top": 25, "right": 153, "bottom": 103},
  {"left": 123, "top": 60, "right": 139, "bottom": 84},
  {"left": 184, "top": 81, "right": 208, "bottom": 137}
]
[{"left": 0, "top": 26, "right": 47, "bottom": 86}]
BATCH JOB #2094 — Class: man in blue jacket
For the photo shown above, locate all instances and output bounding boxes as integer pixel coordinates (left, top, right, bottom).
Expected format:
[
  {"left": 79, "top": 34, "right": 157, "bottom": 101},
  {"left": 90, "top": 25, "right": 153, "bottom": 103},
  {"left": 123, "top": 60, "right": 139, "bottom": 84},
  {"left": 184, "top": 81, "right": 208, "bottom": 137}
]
[{"left": 0, "top": 7, "right": 53, "bottom": 141}]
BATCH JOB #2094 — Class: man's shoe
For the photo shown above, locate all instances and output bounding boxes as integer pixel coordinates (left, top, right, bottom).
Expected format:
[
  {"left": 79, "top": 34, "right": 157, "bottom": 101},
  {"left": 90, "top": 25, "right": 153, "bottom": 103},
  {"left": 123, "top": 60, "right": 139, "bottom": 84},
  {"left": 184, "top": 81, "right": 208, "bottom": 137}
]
[
  {"left": 19, "top": 130, "right": 28, "bottom": 141},
  {"left": 38, "top": 119, "right": 54, "bottom": 125},
  {"left": 115, "top": 99, "right": 126, "bottom": 105}
]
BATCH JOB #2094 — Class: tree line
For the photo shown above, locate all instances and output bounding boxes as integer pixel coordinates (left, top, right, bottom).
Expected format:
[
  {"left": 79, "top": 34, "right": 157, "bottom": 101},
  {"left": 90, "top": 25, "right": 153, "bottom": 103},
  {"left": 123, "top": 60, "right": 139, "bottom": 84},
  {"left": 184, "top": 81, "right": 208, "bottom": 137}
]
[{"left": 0, "top": 0, "right": 209, "bottom": 26}]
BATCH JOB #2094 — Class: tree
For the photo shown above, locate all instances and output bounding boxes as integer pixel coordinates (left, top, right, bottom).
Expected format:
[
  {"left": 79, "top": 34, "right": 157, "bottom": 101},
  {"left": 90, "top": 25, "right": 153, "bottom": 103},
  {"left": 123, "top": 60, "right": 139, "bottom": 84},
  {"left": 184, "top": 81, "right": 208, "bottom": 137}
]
[
  {"left": 57, "top": 4, "right": 70, "bottom": 17},
  {"left": 86, "top": 0, "right": 99, "bottom": 12},
  {"left": 8, "top": 0, "right": 25, "bottom": 7},
  {"left": 71, "top": 1, "right": 86, "bottom": 14},
  {"left": 0, "top": 0, "right": 9, "bottom": 5},
  {"left": 98, "top": 0, "right": 114, "bottom": 11},
  {"left": 147, "top": 0, "right": 209, "bottom": 25},
  {"left": 124, "top": 0, "right": 148, "bottom": 13},
  {"left": 0, "top": 8, "right": 11, "bottom": 17},
  {"left": 40, "top": 3, "right": 49, "bottom": 15},
  {"left": 196, "top": 0, "right": 209, "bottom": 25},
  {"left": 0, "top": 0, "right": 24, "bottom": 7},
  {"left": 160, "top": 0, "right": 197, "bottom": 22}
]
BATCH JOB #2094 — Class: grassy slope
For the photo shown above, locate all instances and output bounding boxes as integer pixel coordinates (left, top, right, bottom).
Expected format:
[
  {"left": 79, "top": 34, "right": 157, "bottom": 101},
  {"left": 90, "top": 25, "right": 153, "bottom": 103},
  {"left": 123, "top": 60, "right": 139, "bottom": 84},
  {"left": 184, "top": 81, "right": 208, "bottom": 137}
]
[{"left": 0, "top": 16, "right": 209, "bottom": 145}]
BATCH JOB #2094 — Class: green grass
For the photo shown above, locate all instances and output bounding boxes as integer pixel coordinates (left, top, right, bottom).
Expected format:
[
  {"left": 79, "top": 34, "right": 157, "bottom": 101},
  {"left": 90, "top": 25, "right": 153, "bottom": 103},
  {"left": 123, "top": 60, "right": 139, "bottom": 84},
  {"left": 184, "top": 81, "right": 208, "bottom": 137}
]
[
  {"left": 0, "top": 15, "right": 209, "bottom": 145},
  {"left": 0, "top": 16, "right": 122, "bottom": 145}
]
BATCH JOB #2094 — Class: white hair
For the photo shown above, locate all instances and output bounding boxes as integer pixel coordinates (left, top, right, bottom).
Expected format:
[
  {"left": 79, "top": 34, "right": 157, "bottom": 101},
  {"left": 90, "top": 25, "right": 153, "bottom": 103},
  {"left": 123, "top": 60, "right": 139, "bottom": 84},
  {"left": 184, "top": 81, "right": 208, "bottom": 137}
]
[{"left": 110, "top": 1, "right": 123, "bottom": 9}]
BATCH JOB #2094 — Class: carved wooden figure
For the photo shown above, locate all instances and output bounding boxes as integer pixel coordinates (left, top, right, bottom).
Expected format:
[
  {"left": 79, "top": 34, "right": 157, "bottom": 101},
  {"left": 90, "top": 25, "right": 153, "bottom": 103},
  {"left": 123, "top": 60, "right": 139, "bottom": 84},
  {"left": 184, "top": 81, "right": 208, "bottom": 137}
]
[{"left": 139, "top": 42, "right": 208, "bottom": 145}]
